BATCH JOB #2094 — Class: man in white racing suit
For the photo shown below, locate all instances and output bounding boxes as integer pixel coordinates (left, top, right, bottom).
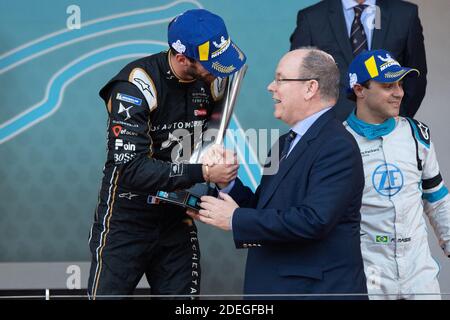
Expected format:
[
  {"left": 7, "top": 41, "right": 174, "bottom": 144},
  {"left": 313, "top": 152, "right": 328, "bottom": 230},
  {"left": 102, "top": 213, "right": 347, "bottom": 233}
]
[{"left": 344, "top": 49, "right": 450, "bottom": 299}]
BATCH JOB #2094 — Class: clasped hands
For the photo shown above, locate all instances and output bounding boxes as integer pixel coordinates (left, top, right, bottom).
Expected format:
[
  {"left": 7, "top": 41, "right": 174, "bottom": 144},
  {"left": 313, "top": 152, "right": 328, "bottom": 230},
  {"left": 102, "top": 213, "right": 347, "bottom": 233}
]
[
  {"left": 201, "top": 144, "right": 238, "bottom": 189},
  {"left": 187, "top": 145, "right": 239, "bottom": 231}
]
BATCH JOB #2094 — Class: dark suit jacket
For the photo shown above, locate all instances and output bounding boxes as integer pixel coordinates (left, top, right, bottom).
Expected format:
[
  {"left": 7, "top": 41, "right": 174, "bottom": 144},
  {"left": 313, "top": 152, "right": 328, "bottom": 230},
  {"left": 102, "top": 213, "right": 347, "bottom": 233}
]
[
  {"left": 290, "top": 0, "right": 427, "bottom": 120},
  {"left": 229, "top": 109, "right": 367, "bottom": 300}
]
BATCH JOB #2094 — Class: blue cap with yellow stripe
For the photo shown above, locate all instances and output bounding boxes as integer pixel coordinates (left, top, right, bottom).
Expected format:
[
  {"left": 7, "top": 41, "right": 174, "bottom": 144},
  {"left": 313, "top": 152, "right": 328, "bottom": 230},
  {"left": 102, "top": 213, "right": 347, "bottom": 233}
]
[
  {"left": 168, "top": 9, "right": 246, "bottom": 78},
  {"left": 347, "top": 49, "right": 419, "bottom": 93}
]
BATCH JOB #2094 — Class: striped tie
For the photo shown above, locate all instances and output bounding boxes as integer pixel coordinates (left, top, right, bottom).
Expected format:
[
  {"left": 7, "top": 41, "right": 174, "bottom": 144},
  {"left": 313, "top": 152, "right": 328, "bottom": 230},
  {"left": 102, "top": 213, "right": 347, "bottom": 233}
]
[
  {"left": 280, "top": 130, "right": 297, "bottom": 162},
  {"left": 350, "top": 4, "right": 368, "bottom": 56}
]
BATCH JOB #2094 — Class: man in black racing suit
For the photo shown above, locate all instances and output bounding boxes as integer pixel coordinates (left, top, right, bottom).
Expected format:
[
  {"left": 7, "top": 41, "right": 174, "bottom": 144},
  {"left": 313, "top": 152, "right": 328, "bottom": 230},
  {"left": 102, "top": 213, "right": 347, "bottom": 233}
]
[{"left": 87, "top": 9, "right": 246, "bottom": 299}]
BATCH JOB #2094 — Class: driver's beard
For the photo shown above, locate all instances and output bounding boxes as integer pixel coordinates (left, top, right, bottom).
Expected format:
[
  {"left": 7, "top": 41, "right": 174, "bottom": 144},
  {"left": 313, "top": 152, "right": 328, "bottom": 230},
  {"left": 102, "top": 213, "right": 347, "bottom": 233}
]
[{"left": 186, "top": 64, "right": 215, "bottom": 84}]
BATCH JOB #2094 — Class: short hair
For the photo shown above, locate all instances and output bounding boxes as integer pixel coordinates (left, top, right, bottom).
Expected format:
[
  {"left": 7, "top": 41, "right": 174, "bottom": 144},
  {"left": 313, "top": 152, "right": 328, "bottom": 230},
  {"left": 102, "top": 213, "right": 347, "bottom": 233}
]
[
  {"left": 299, "top": 48, "right": 340, "bottom": 102},
  {"left": 347, "top": 80, "right": 371, "bottom": 102}
]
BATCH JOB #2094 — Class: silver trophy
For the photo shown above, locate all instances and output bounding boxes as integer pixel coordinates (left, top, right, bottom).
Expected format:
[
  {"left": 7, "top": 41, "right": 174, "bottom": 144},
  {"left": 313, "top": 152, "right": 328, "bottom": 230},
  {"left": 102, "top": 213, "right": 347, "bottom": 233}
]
[{"left": 154, "top": 65, "right": 248, "bottom": 210}]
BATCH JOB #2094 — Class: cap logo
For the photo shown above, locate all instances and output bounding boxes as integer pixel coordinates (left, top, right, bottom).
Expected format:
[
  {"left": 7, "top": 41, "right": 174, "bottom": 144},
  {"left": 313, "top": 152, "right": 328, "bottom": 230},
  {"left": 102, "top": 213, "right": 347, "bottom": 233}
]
[
  {"left": 378, "top": 53, "right": 400, "bottom": 71},
  {"left": 364, "top": 56, "right": 379, "bottom": 78},
  {"left": 232, "top": 43, "right": 245, "bottom": 62},
  {"left": 385, "top": 70, "right": 407, "bottom": 79},
  {"left": 378, "top": 53, "right": 394, "bottom": 62},
  {"left": 213, "top": 36, "right": 227, "bottom": 48},
  {"left": 212, "top": 61, "right": 235, "bottom": 74},
  {"left": 198, "top": 41, "right": 210, "bottom": 61},
  {"left": 349, "top": 73, "right": 358, "bottom": 88},
  {"left": 211, "top": 36, "right": 230, "bottom": 59},
  {"left": 172, "top": 40, "right": 186, "bottom": 54}
]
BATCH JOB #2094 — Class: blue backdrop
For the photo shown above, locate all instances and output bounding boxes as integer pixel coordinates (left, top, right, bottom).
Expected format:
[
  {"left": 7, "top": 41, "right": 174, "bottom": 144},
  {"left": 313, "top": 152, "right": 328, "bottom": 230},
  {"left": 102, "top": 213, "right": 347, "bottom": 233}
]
[{"left": 0, "top": 0, "right": 318, "bottom": 262}]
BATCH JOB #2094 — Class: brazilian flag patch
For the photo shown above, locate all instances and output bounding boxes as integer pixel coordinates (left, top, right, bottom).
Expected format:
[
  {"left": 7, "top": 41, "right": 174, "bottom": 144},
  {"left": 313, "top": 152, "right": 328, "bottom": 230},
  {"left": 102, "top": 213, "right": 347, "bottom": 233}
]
[{"left": 375, "top": 235, "right": 389, "bottom": 243}]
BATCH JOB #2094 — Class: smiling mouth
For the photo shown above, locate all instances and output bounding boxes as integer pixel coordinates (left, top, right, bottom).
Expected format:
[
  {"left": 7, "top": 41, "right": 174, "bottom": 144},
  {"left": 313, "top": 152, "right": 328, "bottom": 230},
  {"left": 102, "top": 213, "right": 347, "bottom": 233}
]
[{"left": 273, "top": 98, "right": 281, "bottom": 104}]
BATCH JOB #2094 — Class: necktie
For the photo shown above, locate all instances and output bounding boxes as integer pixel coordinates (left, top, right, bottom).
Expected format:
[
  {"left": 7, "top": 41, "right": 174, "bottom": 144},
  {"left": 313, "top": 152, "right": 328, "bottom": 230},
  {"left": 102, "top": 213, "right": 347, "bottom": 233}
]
[
  {"left": 280, "top": 130, "right": 297, "bottom": 162},
  {"left": 350, "top": 4, "right": 368, "bottom": 56}
]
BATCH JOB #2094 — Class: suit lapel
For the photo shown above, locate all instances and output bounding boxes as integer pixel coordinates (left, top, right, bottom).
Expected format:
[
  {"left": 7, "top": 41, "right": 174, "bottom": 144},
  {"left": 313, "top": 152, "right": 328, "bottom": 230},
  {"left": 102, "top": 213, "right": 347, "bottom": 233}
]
[
  {"left": 371, "top": 0, "right": 391, "bottom": 49},
  {"left": 258, "top": 110, "right": 336, "bottom": 209},
  {"left": 327, "top": 0, "right": 353, "bottom": 65}
]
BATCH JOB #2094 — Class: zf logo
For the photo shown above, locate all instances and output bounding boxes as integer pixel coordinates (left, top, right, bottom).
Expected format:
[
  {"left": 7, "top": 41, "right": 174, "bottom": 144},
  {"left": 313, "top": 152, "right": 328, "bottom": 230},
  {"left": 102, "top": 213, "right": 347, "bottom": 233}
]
[
  {"left": 372, "top": 163, "right": 404, "bottom": 196},
  {"left": 115, "top": 139, "right": 136, "bottom": 151}
]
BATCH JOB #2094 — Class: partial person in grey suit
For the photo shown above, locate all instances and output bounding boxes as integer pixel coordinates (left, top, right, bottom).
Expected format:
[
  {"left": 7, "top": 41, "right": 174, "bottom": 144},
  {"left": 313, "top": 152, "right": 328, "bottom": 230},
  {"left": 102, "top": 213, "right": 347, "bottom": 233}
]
[{"left": 290, "top": 0, "right": 427, "bottom": 120}]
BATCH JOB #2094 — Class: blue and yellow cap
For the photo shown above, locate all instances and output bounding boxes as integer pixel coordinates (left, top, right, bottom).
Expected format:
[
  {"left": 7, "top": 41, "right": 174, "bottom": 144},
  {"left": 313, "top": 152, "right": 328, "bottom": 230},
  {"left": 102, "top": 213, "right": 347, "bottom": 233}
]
[
  {"left": 347, "top": 49, "right": 419, "bottom": 93},
  {"left": 168, "top": 9, "right": 246, "bottom": 78}
]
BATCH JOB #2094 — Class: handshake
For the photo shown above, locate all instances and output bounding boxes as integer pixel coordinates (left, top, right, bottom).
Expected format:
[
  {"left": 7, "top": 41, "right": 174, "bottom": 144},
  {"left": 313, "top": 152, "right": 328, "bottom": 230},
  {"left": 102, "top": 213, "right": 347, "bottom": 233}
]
[{"left": 200, "top": 145, "right": 239, "bottom": 189}]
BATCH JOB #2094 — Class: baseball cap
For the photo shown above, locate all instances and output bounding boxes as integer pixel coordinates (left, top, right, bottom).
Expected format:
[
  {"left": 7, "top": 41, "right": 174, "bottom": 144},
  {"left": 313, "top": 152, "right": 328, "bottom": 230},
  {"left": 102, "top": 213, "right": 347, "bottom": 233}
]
[
  {"left": 347, "top": 49, "right": 419, "bottom": 93},
  {"left": 168, "top": 9, "right": 246, "bottom": 78}
]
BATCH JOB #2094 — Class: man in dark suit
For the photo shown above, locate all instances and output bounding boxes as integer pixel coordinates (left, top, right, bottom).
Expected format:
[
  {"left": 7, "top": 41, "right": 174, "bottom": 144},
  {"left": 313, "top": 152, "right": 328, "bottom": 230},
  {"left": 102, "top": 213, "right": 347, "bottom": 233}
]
[
  {"left": 290, "top": 0, "right": 427, "bottom": 120},
  {"left": 188, "top": 48, "right": 368, "bottom": 299}
]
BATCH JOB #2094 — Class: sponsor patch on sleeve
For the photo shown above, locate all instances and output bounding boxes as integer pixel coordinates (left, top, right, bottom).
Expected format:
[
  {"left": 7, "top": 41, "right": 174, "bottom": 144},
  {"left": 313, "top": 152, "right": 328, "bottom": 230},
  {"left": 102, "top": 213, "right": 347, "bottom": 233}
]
[
  {"left": 129, "top": 68, "right": 157, "bottom": 111},
  {"left": 169, "top": 163, "right": 184, "bottom": 177},
  {"left": 116, "top": 93, "right": 142, "bottom": 106},
  {"left": 194, "top": 109, "right": 208, "bottom": 117},
  {"left": 210, "top": 77, "right": 227, "bottom": 101},
  {"left": 407, "top": 118, "right": 431, "bottom": 148}
]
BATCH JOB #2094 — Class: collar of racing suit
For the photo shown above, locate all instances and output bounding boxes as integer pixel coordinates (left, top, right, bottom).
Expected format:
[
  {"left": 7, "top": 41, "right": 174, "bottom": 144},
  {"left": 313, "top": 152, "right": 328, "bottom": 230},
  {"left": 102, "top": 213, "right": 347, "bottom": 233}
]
[
  {"left": 346, "top": 109, "right": 396, "bottom": 139},
  {"left": 166, "top": 50, "right": 197, "bottom": 84}
]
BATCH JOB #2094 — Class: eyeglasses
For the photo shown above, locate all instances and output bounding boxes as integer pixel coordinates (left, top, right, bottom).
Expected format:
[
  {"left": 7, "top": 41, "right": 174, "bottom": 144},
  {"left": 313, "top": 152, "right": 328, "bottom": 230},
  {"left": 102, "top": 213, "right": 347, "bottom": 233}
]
[{"left": 274, "top": 78, "right": 319, "bottom": 85}]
